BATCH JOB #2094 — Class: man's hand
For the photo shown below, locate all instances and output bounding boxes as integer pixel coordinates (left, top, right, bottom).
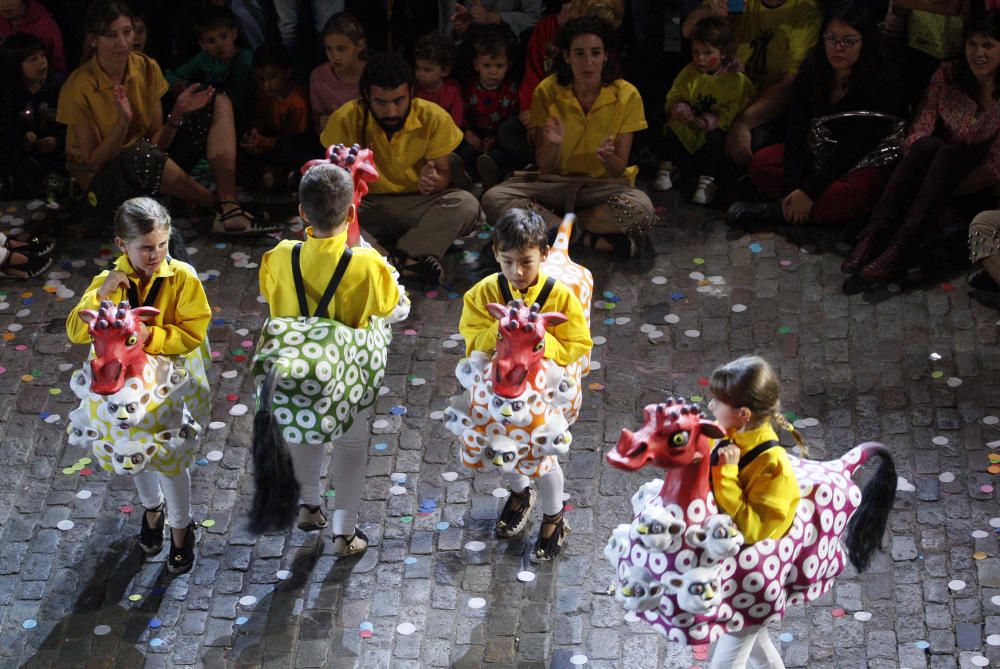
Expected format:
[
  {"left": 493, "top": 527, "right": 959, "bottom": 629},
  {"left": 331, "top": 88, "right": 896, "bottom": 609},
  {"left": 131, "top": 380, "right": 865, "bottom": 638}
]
[
  {"left": 418, "top": 160, "right": 440, "bottom": 195},
  {"left": 451, "top": 3, "right": 472, "bottom": 34},
  {"left": 782, "top": 189, "right": 813, "bottom": 225}
]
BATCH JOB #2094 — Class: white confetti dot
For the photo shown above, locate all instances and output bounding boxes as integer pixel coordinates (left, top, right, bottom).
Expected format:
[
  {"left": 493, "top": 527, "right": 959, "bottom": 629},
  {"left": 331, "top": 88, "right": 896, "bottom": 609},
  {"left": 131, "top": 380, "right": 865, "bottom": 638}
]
[
  {"left": 430, "top": 411, "right": 445, "bottom": 420},
  {"left": 449, "top": 333, "right": 465, "bottom": 340},
  {"left": 372, "top": 419, "right": 389, "bottom": 430},
  {"left": 517, "top": 571, "right": 536, "bottom": 582},
  {"left": 972, "top": 530, "right": 989, "bottom": 539},
  {"left": 208, "top": 421, "right": 226, "bottom": 430},
  {"left": 984, "top": 416, "right": 999, "bottom": 426},
  {"left": 389, "top": 486, "right": 407, "bottom": 496},
  {"left": 651, "top": 276, "right": 667, "bottom": 285},
  {"left": 15, "top": 308, "right": 30, "bottom": 318},
  {"left": 221, "top": 370, "right": 238, "bottom": 379},
  {"left": 570, "top": 655, "right": 589, "bottom": 666},
  {"left": 93, "top": 625, "right": 111, "bottom": 636},
  {"left": 929, "top": 352, "right": 942, "bottom": 361},
  {"left": 467, "top": 597, "right": 486, "bottom": 609},
  {"left": 464, "top": 541, "right": 486, "bottom": 552},
  {"left": 56, "top": 520, "right": 74, "bottom": 531},
  {"left": 56, "top": 289, "right": 75, "bottom": 299},
  {"left": 441, "top": 471, "right": 458, "bottom": 482},
  {"left": 689, "top": 271, "right": 705, "bottom": 280},
  {"left": 276, "top": 570, "right": 292, "bottom": 580},
  {"left": 239, "top": 595, "right": 258, "bottom": 606},
  {"left": 390, "top": 473, "right": 407, "bottom": 483},
  {"left": 75, "top": 490, "right": 92, "bottom": 500},
  {"left": 410, "top": 377, "right": 426, "bottom": 386},
  {"left": 7, "top": 323, "right": 22, "bottom": 332},
  {"left": 0, "top": 303, "right": 9, "bottom": 311},
  {"left": 206, "top": 450, "right": 224, "bottom": 462},
  {"left": 993, "top": 595, "right": 1000, "bottom": 606},
  {"left": 684, "top": 329, "right": 701, "bottom": 338},
  {"left": 442, "top": 340, "right": 459, "bottom": 349},
  {"left": 492, "top": 488, "right": 510, "bottom": 498},
  {"left": 236, "top": 328, "right": 249, "bottom": 336},
  {"left": 378, "top": 387, "right": 391, "bottom": 396},
  {"left": 614, "top": 317, "right": 631, "bottom": 326},
  {"left": 647, "top": 330, "right": 664, "bottom": 340},
  {"left": 991, "top": 518, "right": 1000, "bottom": 528},
  {"left": 708, "top": 275, "right": 724, "bottom": 285},
  {"left": 44, "top": 414, "right": 61, "bottom": 424},
  {"left": 946, "top": 377, "right": 962, "bottom": 388},
  {"left": 229, "top": 404, "right": 248, "bottom": 416},
  {"left": 987, "top": 635, "right": 1000, "bottom": 646},
  {"left": 853, "top": 611, "right": 872, "bottom": 621},
  {"left": 988, "top": 441, "right": 1000, "bottom": 449},
  {"left": 731, "top": 304, "right": 747, "bottom": 313},
  {"left": 896, "top": 477, "right": 915, "bottom": 493},
  {"left": 931, "top": 436, "right": 949, "bottom": 446},
  {"left": 696, "top": 285, "right": 712, "bottom": 293},
  {"left": 58, "top": 363, "right": 74, "bottom": 372},
  {"left": 971, "top": 656, "right": 989, "bottom": 667},
  {"left": 590, "top": 361, "right": 601, "bottom": 370},
  {"left": 948, "top": 579, "right": 966, "bottom": 591},
  {"left": 938, "top": 472, "right": 955, "bottom": 483},
  {"left": 396, "top": 622, "right": 416, "bottom": 635},
  {"left": 639, "top": 324, "right": 655, "bottom": 334},
  {"left": 592, "top": 336, "right": 607, "bottom": 346}
]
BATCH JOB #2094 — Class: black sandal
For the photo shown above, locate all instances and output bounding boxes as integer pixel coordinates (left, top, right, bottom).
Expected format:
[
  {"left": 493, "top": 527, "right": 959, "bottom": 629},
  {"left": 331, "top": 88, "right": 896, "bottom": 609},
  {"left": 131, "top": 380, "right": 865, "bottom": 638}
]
[
  {"left": 211, "top": 200, "right": 281, "bottom": 236},
  {"left": 495, "top": 487, "right": 536, "bottom": 538},
  {"left": 296, "top": 504, "right": 328, "bottom": 532},
  {"left": 531, "top": 509, "right": 570, "bottom": 562},
  {"left": 0, "top": 251, "right": 51, "bottom": 279},
  {"left": 168, "top": 522, "right": 197, "bottom": 574},
  {"left": 5, "top": 235, "right": 54, "bottom": 257},
  {"left": 138, "top": 503, "right": 165, "bottom": 554},
  {"left": 331, "top": 527, "right": 369, "bottom": 557}
]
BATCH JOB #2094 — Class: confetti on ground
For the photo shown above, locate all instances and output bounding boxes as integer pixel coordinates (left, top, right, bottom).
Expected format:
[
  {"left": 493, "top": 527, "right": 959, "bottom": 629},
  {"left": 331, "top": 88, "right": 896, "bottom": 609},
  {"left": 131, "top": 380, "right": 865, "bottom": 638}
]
[
  {"left": 372, "top": 419, "right": 389, "bottom": 430},
  {"left": 973, "top": 530, "right": 990, "bottom": 538},
  {"left": 931, "top": 436, "right": 949, "bottom": 446},
  {"left": 991, "top": 518, "right": 1000, "bottom": 528},
  {"left": 689, "top": 271, "right": 705, "bottom": 280},
  {"left": 975, "top": 551, "right": 989, "bottom": 560},
  {"left": 56, "top": 520, "right": 74, "bottom": 531},
  {"left": 984, "top": 416, "right": 999, "bottom": 425},
  {"left": 404, "top": 557, "right": 418, "bottom": 565},
  {"left": 208, "top": 421, "right": 226, "bottom": 430},
  {"left": 390, "top": 406, "right": 407, "bottom": 416},
  {"left": 914, "top": 641, "right": 930, "bottom": 649},
  {"left": 221, "top": 370, "right": 238, "bottom": 379},
  {"left": 206, "top": 450, "right": 223, "bottom": 462},
  {"left": 982, "top": 485, "right": 995, "bottom": 494},
  {"left": 896, "top": 477, "right": 916, "bottom": 493},
  {"left": 75, "top": 490, "right": 92, "bottom": 500},
  {"left": 276, "top": 570, "right": 292, "bottom": 580},
  {"left": 389, "top": 486, "right": 406, "bottom": 496},
  {"left": 201, "top": 519, "right": 216, "bottom": 528},
  {"left": 664, "top": 314, "right": 680, "bottom": 324},
  {"left": 651, "top": 276, "right": 667, "bottom": 285},
  {"left": 396, "top": 622, "right": 416, "bottom": 635},
  {"left": 235, "top": 616, "right": 249, "bottom": 625},
  {"left": 468, "top": 597, "right": 486, "bottom": 609},
  {"left": 465, "top": 541, "right": 486, "bottom": 552},
  {"left": 853, "top": 611, "right": 872, "bottom": 621},
  {"left": 399, "top": 515, "right": 413, "bottom": 523},
  {"left": 149, "top": 638, "right": 164, "bottom": 648},
  {"left": 441, "top": 471, "right": 458, "bottom": 482},
  {"left": 779, "top": 633, "right": 794, "bottom": 642},
  {"left": 22, "top": 620, "right": 37, "bottom": 629},
  {"left": 939, "top": 472, "right": 955, "bottom": 483},
  {"left": 93, "top": 625, "right": 111, "bottom": 636},
  {"left": 569, "top": 655, "right": 589, "bottom": 666},
  {"left": 492, "top": 488, "right": 509, "bottom": 498},
  {"left": 238, "top": 595, "right": 257, "bottom": 606},
  {"left": 229, "top": 404, "right": 248, "bottom": 416},
  {"left": 971, "top": 656, "right": 989, "bottom": 667},
  {"left": 831, "top": 608, "right": 845, "bottom": 617},
  {"left": 436, "top": 522, "right": 449, "bottom": 530},
  {"left": 128, "top": 594, "right": 142, "bottom": 602},
  {"left": 374, "top": 443, "right": 388, "bottom": 451},
  {"left": 731, "top": 304, "right": 747, "bottom": 313},
  {"left": 684, "top": 330, "right": 701, "bottom": 338},
  {"left": 589, "top": 383, "right": 605, "bottom": 391},
  {"left": 987, "top": 635, "right": 1000, "bottom": 646},
  {"left": 749, "top": 243, "right": 762, "bottom": 253},
  {"left": 517, "top": 571, "right": 536, "bottom": 582},
  {"left": 947, "top": 377, "right": 962, "bottom": 387},
  {"left": 148, "top": 618, "right": 162, "bottom": 629},
  {"left": 948, "top": 579, "right": 966, "bottom": 591}
]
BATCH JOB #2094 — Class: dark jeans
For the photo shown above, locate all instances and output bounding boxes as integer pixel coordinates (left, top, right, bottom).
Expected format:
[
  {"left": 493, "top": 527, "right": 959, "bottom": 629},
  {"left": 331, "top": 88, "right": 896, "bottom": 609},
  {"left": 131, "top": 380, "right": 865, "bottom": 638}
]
[{"left": 659, "top": 127, "right": 725, "bottom": 179}]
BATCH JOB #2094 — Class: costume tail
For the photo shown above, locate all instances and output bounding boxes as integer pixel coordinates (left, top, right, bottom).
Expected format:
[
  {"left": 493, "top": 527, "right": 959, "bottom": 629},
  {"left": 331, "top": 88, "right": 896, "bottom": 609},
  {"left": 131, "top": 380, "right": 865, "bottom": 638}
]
[
  {"left": 247, "top": 366, "right": 301, "bottom": 534},
  {"left": 844, "top": 442, "right": 896, "bottom": 572},
  {"left": 551, "top": 213, "right": 576, "bottom": 254}
]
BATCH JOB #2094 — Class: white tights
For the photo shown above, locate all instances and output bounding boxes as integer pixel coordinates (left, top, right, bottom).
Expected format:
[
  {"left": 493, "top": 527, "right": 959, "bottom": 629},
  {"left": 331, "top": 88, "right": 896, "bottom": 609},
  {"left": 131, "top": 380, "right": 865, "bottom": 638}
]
[
  {"left": 133, "top": 468, "right": 192, "bottom": 528},
  {"left": 710, "top": 626, "right": 785, "bottom": 669},
  {"left": 287, "top": 408, "right": 371, "bottom": 536},
  {"left": 502, "top": 462, "right": 565, "bottom": 515}
]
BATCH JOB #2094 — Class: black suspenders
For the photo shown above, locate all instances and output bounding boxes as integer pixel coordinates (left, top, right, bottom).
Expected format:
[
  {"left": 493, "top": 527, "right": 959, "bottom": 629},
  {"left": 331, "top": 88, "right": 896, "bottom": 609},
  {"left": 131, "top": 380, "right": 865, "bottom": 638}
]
[
  {"left": 292, "top": 243, "right": 352, "bottom": 319},
  {"left": 497, "top": 273, "right": 556, "bottom": 310}
]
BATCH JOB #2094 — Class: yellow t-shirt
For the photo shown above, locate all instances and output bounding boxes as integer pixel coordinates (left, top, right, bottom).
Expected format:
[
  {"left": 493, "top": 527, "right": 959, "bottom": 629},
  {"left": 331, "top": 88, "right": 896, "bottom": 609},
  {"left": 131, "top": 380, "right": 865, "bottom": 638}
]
[
  {"left": 460, "top": 271, "right": 592, "bottom": 367},
  {"left": 528, "top": 75, "right": 647, "bottom": 184},
  {"left": 56, "top": 52, "right": 169, "bottom": 164},
  {"left": 319, "top": 98, "right": 463, "bottom": 194},
  {"left": 67, "top": 255, "right": 210, "bottom": 357},
  {"left": 666, "top": 63, "right": 757, "bottom": 154},
  {"left": 710, "top": 422, "right": 800, "bottom": 544},
  {"left": 728, "top": 0, "right": 822, "bottom": 90},
  {"left": 259, "top": 228, "right": 400, "bottom": 328}
]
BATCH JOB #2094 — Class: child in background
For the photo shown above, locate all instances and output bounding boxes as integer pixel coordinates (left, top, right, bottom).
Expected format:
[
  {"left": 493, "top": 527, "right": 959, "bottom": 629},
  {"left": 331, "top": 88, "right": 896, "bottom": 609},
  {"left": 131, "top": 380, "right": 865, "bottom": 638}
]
[
  {"left": 0, "top": 32, "right": 66, "bottom": 200},
  {"left": 66, "top": 198, "right": 212, "bottom": 574},
  {"left": 0, "top": 0, "right": 66, "bottom": 72},
  {"left": 459, "top": 208, "right": 592, "bottom": 561},
  {"left": 241, "top": 43, "right": 310, "bottom": 192},
  {"left": 707, "top": 355, "right": 802, "bottom": 667},
  {"left": 131, "top": 13, "right": 148, "bottom": 53},
  {"left": 413, "top": 31, "right": 464, "bottom": 127},
  {"left": 458, "top": 26, "right": 519, "bottom": 189},
  {"left": 166, "top": 5, "right": 255, "bottom": 130},
  {"left": 656, "top": 17, "right": 755, "bottom": 205},
  {"left": 258, "top": 163, "right": 402, "bottom": 556},
  {"left": 310, "top": 13, "right": 367, "bottom": 134}
]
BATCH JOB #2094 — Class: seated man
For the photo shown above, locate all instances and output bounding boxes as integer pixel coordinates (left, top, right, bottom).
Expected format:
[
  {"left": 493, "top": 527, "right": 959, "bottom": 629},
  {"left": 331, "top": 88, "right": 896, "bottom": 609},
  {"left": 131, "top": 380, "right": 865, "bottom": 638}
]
[{"left": 320, "top": 52, "right": 483, "bottom": 285}]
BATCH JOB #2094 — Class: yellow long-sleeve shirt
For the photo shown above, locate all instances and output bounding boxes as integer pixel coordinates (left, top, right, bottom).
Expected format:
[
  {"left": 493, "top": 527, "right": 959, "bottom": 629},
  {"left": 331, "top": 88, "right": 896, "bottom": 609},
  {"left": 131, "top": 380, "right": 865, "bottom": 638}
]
[
  {"left": 665, "top": 63, "right": 756, "bottom": 154},
  {"left": 259, "top": 228, "right": 400, "bottom": 327},
  {"left": 67, "top": 255, "right": 210, "bottom": 356},
  {"left": 460, "top": 271, "right": 592, "bottom": 367},
  {"left": 710, "top": 422, "right": 800, "bottom": 544}
]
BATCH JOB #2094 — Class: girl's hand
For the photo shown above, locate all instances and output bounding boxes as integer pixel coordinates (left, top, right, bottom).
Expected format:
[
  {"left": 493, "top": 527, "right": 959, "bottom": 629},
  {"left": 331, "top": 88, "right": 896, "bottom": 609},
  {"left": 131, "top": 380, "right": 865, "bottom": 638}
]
[
  {"left": 543, "top": 116, "right": 564, "bottom": 144},
  {"left": 97, "top": 270, "right": 130, "bottom": 301},
  {"left": 596, "top": 136, "right": 615, "bottom": 163},
  {"left": 670, "top": 102, "right": 695, "bottom": 125},
  {"left": 689, "top": 116, "right": 708, "bottom": 130},
  {"left": 173, "top": 84, "right": 214, "bottom": 116},
  {"left": 717, "top": 443, "right": 741, "bottom": 465},
  {"left": 782, "top": 189, "right": 813, "bottom": 224},
  {"left": 113, "top": 85, "right": 133, "bottom": 122}
]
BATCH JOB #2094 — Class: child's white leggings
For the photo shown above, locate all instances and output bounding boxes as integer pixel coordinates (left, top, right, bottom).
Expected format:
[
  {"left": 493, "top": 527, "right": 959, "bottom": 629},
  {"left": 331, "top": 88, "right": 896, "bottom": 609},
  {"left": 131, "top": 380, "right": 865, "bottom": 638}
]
[
  {"left": 503, "top": 462, "right": 565, "bottom": 515},
  {"left": 133, "top": 468, "right": 192, "bottom": 528},
  {"left": 287, "top": 407, "right": 371, "bottom": 536},
  {"left": 710, "top": 626, "right": 785, "bottom": 669}
]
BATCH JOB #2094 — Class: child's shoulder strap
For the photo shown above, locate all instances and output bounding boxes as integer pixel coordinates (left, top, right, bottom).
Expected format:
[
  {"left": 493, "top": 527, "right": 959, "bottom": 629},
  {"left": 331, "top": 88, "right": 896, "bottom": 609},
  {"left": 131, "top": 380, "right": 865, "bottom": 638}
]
[
  {"left": 292, "top": 243, "right": 352, "bottom": 319},
  {"left": 496, "top": 273, "right": 556, "bottom": 310},
  {"left": 709, "top": 439, "right": 781, "bottom": 470},
  {"left": 126, "top": 259, "right": 169, "bottom": 309}
]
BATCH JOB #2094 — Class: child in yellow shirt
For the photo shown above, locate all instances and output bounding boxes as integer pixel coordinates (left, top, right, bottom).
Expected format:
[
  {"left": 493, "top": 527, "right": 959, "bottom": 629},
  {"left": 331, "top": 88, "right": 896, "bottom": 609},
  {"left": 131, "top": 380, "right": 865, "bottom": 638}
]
[
  {"left": 459, "top": 208, "right": 592, "bottom": 560},
  {"left": 258, "top": 162, "right": 400, "bottom": 556}
]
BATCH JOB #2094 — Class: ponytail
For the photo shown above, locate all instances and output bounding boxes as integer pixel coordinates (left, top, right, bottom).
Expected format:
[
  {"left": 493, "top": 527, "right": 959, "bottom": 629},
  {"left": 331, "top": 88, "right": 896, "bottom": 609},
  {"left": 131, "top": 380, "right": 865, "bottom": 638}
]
[{"left": 773, "top": 411, "right": 808, "bottom": 458}]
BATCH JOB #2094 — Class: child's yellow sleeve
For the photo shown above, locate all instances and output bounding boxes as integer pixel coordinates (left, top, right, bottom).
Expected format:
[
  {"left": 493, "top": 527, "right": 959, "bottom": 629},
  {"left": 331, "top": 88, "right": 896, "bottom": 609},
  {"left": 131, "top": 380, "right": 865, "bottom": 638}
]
[
  {"left": 144, "top": 272, "right": 211, "bottom": 356},
  {"left": 460, "top": 278, "right": 500, "bottom": 356},
  {"left": 541, "top": 285, "right": 592, "bottom": 366},
  {"left": 711, "top": 451, "right": 800, "bottom": 544}
]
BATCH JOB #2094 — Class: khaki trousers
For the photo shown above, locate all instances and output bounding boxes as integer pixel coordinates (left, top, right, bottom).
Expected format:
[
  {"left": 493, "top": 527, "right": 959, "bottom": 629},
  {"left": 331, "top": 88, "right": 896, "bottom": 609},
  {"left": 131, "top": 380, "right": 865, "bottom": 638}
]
[{"left": 359, "top": 189, "right": 483, "bottom": 259}]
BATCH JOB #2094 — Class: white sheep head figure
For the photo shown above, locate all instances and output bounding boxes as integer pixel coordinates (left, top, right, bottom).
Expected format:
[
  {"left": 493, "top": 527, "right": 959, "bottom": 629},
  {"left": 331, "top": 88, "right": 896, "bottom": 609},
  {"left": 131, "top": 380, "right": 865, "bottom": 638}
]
[
  {"left": 153, "top": 365, "right": 190, "bottom": 401},
  {"left": 604, "top": 523, "right": 632, "bottom": 568},
  {"left": 615, "top": 563, "right": 666, "bottom": 612},
  {"left": 486, "top": 387, "right": 538, "bottom": 427},
  {"left": 69, "top": 366, "right": 94, "bottom": 400},
  {"left": 444, "top": 393, "right": 474, "bottom": 437},
  {"left": 530, "top": 411, "right": 572, "bottom": 456},
  {"left": 685, "top": 514, "right": 745, "bottom": 560},
  {"left": 542, "top": 363, "right": 577, "bottom": 410},
  {"left": 455, "top": 351, "right": 490, "bottom": 390},
  {"left": 99, "top": 379, "right": 151, "bottom": 429},
  {"left": 662, "top": 566, "right": 723, "bottom": 615},
  {"left": 630, "top": 478, "right": 664, "bottom": 516},
  {"left": 481, "top": 434, "right": 531, "bottom": 473},
  {"left": 631, "top": 505, "right": 687, "bottom": 552},
  {"left": 67, "top": 406, "right": 100, "bottom": 448},
  {"left": 99, "top": 439, "right": 159, "bottom": 476}
]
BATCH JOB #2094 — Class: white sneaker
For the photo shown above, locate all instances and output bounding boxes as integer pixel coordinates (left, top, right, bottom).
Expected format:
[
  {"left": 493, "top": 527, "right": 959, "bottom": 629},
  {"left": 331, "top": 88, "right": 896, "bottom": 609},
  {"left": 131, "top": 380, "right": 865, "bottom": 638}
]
[
  {"left": 653, "top": 162, "right": 676, "bottom": 191},
  {"left": 692, "top": 176, "right": 716, "bottom": 205}
]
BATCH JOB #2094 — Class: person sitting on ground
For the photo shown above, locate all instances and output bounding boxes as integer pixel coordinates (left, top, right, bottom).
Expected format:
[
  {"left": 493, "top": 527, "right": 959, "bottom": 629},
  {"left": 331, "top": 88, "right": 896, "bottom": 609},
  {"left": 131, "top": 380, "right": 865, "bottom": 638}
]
[
  {"left": 0, "top": 0, "right": 66, "bottom": 73},
  {"left": 310, "top": 13, "right": 367, "bottom": 134},
  {"left": 320, "top": 51, "right": 484, "bottom": 286},
  {"left": 56, "top": 0, "right": 279, "bottom": 236},
  {"left": 842, "top": 10, "right": 1000, "bottom": 284},
  {"left": 727, "top": 2, "right": 905, "bottom": 228},
  {"left": 654, "top": 16, "right": 755, "bottom": 205},
  {"left": 481, "top": 15, "right": 655, "bottom": 259},
  {"left": 447, "top": 0, "right": 542, "bottom": 42},
  {"left": 682, "top": 0, "right": 823, "bottom": 166},
  {"left": 413, "top": 31, "right": 464, "bottom": 128}
]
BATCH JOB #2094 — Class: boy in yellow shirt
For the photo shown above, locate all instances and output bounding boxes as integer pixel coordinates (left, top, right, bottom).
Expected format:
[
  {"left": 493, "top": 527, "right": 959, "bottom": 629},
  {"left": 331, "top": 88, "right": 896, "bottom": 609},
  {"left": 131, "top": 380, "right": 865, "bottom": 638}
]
[
  {"left": 459, "top": 208, "right": 592, "bottom": 560},
  {"left": 258, "top": 162, "right": 400, "bottom": 556}
]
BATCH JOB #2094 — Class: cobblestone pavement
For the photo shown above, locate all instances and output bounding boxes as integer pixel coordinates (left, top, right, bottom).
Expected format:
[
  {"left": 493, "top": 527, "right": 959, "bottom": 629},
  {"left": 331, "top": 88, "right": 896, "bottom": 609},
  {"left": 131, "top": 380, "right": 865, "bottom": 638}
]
[{"left": 0, "top": 191, "right": 999, "bottom": 669}]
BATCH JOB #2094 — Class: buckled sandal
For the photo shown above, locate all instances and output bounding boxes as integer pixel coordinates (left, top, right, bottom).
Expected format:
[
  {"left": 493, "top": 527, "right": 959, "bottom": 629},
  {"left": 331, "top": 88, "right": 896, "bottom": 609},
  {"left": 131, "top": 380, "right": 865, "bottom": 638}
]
[
  {"left": 297, "top": 504, "right": 328, "bottom": 532},
  {"left": 211, "top": 200, "right": 281, "bottom": 236},
  {"left": 5, "top": 235, "right": 54, "bottom": 257},
  {"left": 138, "top": 503, "right": 165, "bottom": 554},
  {"left": 495, "top": 487, "right": 536, "bottom": 538},
  {"left": 331, "top": 527, "right": 369, "bottom": 557},
  {"left": 530, "top": 509, "right": 570, "bottom": 563},
  {"left": 167, "top": 522, "right": 197, "bottom": 574},
  {"left": 0, "top": 251, "right": 51, "bottom": 279}
]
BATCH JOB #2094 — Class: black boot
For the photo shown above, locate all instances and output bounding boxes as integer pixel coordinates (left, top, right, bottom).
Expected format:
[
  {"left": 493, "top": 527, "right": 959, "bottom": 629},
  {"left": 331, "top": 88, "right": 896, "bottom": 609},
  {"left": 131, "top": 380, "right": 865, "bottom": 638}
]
[
  {"left": 168, "top": 522, "right": 197, "bottom": 574},
  {"left": 138, "top": 503, "right": 165, "bottom": 554},
  {"left": 725, "top": 201, "right": 782, "bottom": 229}
]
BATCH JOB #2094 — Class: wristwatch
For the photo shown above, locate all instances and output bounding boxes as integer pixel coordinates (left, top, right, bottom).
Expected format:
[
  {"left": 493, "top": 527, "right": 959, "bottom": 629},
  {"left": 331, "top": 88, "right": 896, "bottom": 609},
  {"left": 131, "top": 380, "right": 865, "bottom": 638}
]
[{"left": 168, "top": 113, "right": 184, "bottom": 129}]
